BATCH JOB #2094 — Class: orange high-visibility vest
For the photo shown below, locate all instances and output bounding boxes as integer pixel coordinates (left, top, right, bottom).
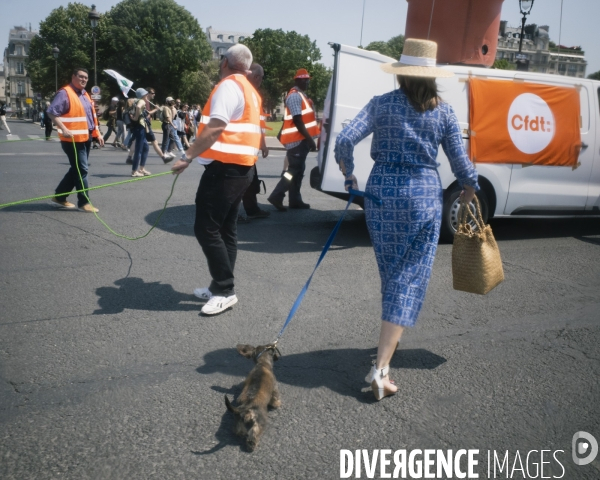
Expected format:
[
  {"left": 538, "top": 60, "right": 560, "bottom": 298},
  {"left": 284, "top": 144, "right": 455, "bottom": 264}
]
[
  {"left": 197, "top": 74, "right": 261, "bottom": 166},
  {"left": 57, "top": 84, "right": 99, "bottom": 142},
  {"left": 279, "top": 87, "right": 320, "bottom": 145},
  {"left": 260, "top": 108, "right": 272, "bottom": 131}
]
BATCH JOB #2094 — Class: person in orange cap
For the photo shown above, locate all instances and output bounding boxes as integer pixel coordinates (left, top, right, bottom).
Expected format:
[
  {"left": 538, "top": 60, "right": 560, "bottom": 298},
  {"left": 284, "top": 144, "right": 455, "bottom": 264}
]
[{"left": 268, "top": 68, "right": 320, "bottom": 211}]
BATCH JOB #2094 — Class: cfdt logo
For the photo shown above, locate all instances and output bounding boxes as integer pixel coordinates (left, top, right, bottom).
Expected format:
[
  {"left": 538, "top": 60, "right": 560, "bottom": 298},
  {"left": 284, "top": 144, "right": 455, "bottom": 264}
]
[
  {"left": 572, "top": 431, "right": 598, "bottom": 466},
  {"left": 507, "top": 93, "right": 555, "bottom": 154}
]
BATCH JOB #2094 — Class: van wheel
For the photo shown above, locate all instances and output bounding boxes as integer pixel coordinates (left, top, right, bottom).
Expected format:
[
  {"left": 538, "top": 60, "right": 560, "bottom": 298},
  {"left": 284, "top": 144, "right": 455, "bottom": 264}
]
[{"left": 440, "top": 185, "right": 489, "bottom": 243}]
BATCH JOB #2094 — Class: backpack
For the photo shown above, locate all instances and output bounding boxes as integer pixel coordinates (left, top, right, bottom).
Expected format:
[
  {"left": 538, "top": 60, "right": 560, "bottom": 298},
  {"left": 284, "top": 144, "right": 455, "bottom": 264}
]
[
  {"left": 158, "top": 106, "right": 167, "bottom": 123},
  {"left": 126, "top": 103, "right": 140, "bottom": 126}
]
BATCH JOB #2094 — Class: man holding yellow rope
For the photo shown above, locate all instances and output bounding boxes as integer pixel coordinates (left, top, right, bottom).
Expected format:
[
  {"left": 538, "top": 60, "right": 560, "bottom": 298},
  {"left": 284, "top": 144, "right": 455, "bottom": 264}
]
[{"left": 47, "top": 67, "right": 103, "bottom": 213}]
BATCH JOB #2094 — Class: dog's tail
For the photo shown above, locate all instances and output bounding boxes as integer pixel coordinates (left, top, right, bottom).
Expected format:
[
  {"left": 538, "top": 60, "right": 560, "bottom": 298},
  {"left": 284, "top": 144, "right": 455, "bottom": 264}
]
[{"left": 224, "top": 395, "right": 239, "bottom": 414}]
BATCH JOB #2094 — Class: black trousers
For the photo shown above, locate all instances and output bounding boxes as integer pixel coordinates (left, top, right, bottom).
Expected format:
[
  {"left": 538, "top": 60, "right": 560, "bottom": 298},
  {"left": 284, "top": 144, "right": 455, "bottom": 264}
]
[
  {"left": 194, "top": 161, "right": 253, "bottom": 296},
  {"left": 268, "top": 140, "right": 310, "bottom": 205},
  {"left": 44, "top": 119, "right": 53, "bottom": 139},
  {"left": 241, "top": 165, "right": 262, "bottom": 215}
]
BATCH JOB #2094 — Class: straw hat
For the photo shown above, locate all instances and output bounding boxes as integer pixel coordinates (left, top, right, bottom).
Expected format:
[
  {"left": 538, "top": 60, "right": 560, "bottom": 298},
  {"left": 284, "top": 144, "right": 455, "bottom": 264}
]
[{"left": 381, "top": 38, "right": 454, "bottom": 78}]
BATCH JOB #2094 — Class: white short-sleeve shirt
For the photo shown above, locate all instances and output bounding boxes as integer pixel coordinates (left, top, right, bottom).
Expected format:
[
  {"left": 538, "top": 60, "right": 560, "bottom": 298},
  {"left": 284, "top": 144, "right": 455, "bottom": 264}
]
[{"left": 197, "top": 76, "right": 245, "bottom": 165}]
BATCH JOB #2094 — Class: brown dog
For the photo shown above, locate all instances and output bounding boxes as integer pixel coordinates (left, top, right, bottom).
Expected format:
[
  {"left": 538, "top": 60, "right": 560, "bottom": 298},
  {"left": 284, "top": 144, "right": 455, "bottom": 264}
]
[{"left": 225, "top": 343, "right": 281, "bottom": 451}]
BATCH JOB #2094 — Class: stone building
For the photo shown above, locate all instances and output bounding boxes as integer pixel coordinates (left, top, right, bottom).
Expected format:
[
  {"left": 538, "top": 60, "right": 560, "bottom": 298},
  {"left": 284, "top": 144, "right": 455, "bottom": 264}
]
[
  {"left": 3, "top": 25, "right": 38, "bottom": 116},
  {"left": 495, "top": 21, "right": 587, "bottom": 77},
  {"left": 205, "top": 26, "right": 252, "bottom": 60},
  {"left": 0, "top": 65, "right": 6, "bottom": 104}
]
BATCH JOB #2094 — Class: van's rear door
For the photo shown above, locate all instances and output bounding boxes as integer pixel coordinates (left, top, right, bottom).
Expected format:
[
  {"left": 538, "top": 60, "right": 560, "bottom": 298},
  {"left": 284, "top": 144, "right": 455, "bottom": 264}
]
[{"left": 316, "top": 44, "right": 396, "bottom": 195}]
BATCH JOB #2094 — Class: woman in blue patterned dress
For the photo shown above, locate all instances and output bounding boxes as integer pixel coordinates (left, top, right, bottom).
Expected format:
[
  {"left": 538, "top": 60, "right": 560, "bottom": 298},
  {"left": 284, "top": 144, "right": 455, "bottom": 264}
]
[{"left": 334, "top": 39, "right": 479, "bottom": 401}]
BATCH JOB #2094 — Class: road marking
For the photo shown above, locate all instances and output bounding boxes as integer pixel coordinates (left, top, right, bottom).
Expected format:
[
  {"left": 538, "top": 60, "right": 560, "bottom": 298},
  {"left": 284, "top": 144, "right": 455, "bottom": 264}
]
[{"left": 0, "top": 153, "right": 65, "bottom": 156}]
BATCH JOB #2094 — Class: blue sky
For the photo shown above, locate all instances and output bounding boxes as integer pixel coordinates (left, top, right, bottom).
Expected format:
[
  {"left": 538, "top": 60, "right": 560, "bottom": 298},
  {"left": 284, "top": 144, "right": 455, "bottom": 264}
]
[{"left": 2, "top": 0, "right": 599, "bottom": 75}]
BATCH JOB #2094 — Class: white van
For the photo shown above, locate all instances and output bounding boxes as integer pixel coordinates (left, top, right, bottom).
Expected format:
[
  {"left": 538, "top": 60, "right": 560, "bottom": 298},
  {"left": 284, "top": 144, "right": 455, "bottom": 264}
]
[{"left": 310, "top": 44, "right": 600, "bottom": 240}]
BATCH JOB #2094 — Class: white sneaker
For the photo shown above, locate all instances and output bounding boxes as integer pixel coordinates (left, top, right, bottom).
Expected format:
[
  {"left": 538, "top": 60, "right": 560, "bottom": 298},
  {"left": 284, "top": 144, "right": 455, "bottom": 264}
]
[
  {"left": 193, "top": 287, "right": 212, "bottom": 301},
  {"left": 201, "top": 295, "right": 238, "bottom": 315},
  {"left": 167, "top": 151, "right": 177, "bottom": 159}
]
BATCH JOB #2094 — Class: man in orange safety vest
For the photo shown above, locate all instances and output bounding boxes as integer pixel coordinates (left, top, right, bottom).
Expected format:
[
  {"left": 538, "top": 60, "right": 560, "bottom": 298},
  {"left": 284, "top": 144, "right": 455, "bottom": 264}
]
[
  {"left": 171, "top": 44, "right": 261, "bottom": 316},
  {"left": 267, "top": 68, "right": 320, "bottom": 211},
  {"left": 47, "top": 67, "right": 103, "bottom": 213}
]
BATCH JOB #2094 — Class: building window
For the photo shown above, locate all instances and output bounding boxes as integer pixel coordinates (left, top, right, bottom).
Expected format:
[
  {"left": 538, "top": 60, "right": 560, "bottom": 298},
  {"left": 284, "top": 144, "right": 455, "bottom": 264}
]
[
  {"left": 217, "top": 34, "right": 223, "bottom": 41},
  {"left": 228, "top": 35, "right": 234, "bottom": 41},
  {"left": 16, "top": 62, "right": 24, "bottom": 74},
  {"left": 17, "top": 83, "right": 25, "bottom": 94},
  {"left": 239, "top": 36, "right": 244, "bottom": 41},
  {"left": 558, "top": 63, "right": 566, "bottom": 74}
]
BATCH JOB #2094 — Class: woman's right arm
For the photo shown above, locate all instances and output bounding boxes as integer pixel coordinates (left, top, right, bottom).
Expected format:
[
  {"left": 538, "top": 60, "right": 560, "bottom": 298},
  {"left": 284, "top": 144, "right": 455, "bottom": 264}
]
[{"left": 334, "top": 98, "right": 376, "bottom": 186}]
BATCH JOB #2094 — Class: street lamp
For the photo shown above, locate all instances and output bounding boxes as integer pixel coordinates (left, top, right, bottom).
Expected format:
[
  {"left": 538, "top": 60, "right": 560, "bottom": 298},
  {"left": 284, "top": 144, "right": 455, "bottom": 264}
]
[
  {"left": 52, "top": 44, "right": 59, "bottom": 92},
  {"left": 88, "top": 4, "right": 100, "bottom": 86},
  {"left": 517, "top": 0, "right": 534, "bottom": 71},
  {"left": 518, "top": 0, "right": 534, "bottom": 53}
]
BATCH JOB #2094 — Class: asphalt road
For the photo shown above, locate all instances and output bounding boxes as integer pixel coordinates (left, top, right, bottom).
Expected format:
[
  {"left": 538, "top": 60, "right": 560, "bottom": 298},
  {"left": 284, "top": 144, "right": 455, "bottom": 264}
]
[{"left": 1, "top": 119, "right": 599, "bottom": 480}]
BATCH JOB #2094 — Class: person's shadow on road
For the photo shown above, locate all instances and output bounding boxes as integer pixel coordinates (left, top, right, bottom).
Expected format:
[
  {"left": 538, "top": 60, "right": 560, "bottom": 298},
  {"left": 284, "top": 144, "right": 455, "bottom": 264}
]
[
  {"left": 193, "top": 345, "right": 447, "bottom": 454},
  {"left": 93, "top": 276, "right": 201, "bottom": 314}
]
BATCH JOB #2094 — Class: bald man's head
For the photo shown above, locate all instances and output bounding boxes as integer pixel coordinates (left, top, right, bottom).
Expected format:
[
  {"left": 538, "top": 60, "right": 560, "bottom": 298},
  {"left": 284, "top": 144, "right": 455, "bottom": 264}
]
[{"left": 247, "top": 63, "right": 265, "bottom": 89}]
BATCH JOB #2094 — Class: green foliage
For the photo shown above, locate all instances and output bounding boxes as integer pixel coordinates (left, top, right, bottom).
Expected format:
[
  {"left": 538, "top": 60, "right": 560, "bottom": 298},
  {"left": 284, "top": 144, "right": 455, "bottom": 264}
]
[
  {"left": 588, "top": 70, "right": 600, "bottom": 81},
  {"left": 26, "top": 2, "right": 96, "bottom": 98},
  {"left": 307, "top": 62, "right": 332, "bottom": 112},
  {"left": 241, "top": 28, "right": 321, "bottom": 111},
  {"left": 27, "top": 0, "right": 213, "bottom": 103},
  {"left": 492, "top": 59, "right": 516, "bottom": 70},
  {"left": 101, "top": 0, "right": 212, "bottom": 101},
  {"left": 364, "top": 34, "right": 405, "bottom": 60},
  {"left": 178, "top": 70, "right": 213, "bottom": 107}
]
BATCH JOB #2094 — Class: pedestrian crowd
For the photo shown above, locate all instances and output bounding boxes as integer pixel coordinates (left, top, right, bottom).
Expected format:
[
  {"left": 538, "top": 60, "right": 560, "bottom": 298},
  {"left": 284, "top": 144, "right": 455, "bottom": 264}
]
[{"left": 34, "top": 38, "right": 478, "bottom": 402}]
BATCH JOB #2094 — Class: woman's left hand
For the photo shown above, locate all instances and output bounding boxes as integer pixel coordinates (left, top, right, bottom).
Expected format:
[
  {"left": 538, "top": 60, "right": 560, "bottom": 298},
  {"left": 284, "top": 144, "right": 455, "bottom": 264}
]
[
  {"left": 344, "top": 174, "right": 358, "bottom": 192},
  {"left": 460, "top": 185, "right": 476, "bottom": 203}
]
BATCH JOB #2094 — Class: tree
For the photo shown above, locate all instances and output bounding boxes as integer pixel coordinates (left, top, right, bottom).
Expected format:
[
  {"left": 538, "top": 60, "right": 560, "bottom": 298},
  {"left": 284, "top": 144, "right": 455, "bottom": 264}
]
[
  {"left": 492, "top": 59, "right": 516, "bottom": 70},
  {"left": 386, "top": 35, "right": 405, "bottom": 60},
  {"left": 100, "top": 0, "right": 212, "bottom": 102},
  {"left": 241, "top": 29, "right": 321, "bottom": 112},
  {"left": 178, "top": 70, "right": 212, "bottom": 107},
  {"left": 364, "top": 34, "right": 405, "bottom": 60},
  {"left": 28, "top": 0, "right": 213, "bottom": 103},
  {"left": 307, "top": 62, "right": 332, "bottom": 113},
  {"left": 588, "top": 70, "right": 600, "bottom": 80},
  {"left": 27, "top": 3, "right": 97, "bottom": 98}
]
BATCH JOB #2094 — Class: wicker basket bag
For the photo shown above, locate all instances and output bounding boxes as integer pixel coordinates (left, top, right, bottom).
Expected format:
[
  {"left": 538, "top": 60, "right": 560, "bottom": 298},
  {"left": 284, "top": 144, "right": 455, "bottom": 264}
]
[{"left": 452, "top": 197, "right": 504, "bottom": 294}]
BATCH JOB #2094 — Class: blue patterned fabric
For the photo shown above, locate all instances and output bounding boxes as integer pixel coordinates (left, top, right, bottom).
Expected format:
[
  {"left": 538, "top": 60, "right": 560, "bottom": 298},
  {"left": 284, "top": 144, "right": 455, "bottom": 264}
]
[
  {"left": 365, "top": 164, "right": 442, "bottom": 326},
  {"left": 334, "top": 88, "right": 479, "bottom": 327},
  {"left": 334, "top": 89, "right": 479, "bottom": 190}
]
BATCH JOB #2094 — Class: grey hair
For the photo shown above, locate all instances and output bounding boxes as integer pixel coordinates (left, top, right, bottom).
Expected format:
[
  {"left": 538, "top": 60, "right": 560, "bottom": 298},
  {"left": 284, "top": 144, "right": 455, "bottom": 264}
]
[{"left": 225, "top": 44, "right": 253, "bottom": 71}]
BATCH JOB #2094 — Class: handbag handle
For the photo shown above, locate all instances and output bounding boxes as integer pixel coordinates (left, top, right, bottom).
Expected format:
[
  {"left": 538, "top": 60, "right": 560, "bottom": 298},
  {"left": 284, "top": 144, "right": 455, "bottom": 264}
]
[{"left": 458, "top": 195, "right": 485, "bottom": 232}]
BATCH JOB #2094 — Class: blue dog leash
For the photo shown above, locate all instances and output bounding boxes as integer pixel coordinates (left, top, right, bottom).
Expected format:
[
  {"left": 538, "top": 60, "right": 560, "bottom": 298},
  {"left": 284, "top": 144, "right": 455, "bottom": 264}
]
[{"left": 273, "top": 189, "right": 382, "bottom": 344}]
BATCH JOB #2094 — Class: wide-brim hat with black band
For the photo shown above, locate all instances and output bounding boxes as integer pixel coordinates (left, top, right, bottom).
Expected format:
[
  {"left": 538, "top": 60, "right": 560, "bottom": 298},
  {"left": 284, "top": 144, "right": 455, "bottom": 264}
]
[{"left": 381, "top": 38, "right": 454, "bottom": 78}]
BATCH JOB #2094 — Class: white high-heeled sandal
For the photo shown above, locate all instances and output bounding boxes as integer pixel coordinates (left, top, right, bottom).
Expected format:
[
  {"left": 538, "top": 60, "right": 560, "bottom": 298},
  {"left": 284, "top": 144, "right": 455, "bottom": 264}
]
[{"left": 365, "top": 361, "right": 396, "bottom": 401}]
